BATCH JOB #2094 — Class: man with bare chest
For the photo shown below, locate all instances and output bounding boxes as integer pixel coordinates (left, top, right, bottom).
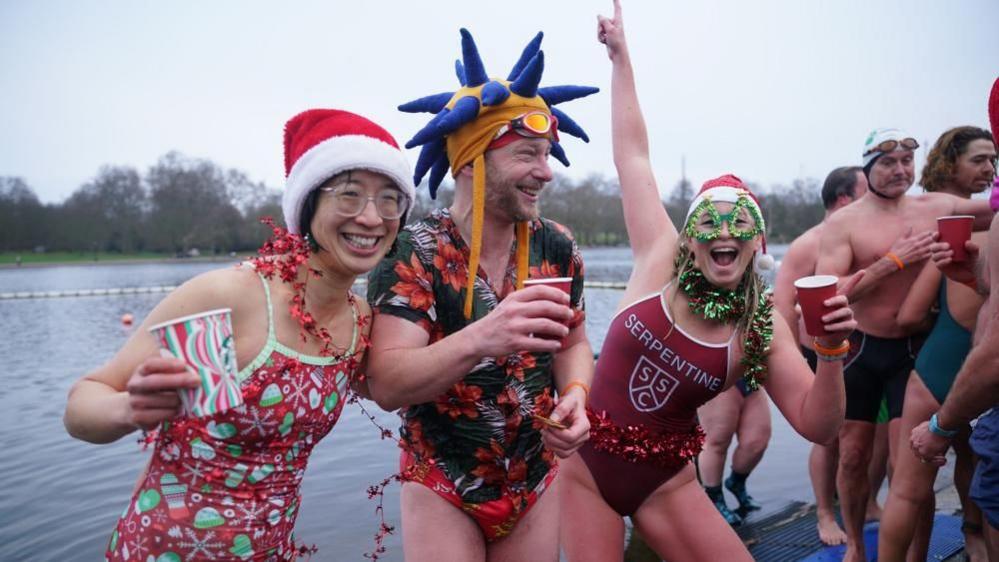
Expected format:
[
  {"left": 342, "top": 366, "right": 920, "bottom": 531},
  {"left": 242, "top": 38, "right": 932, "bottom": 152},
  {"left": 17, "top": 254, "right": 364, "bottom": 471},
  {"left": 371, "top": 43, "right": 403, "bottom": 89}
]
[{"left": 816, "top": 128, "right": 994, "bottom": 562}]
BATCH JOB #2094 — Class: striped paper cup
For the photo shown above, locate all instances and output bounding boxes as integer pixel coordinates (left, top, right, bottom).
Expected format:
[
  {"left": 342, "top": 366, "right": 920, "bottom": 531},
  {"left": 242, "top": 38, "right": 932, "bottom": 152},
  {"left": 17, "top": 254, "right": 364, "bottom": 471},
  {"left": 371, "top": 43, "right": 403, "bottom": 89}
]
[{"left": 149, "top": 308, "right": 243, "bottom": 417}]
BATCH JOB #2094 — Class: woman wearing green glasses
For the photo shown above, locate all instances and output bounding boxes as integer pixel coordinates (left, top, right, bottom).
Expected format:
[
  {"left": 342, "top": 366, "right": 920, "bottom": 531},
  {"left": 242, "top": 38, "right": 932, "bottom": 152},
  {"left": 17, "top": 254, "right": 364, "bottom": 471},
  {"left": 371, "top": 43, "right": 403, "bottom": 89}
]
[
  {"left": 64, "top": 109, "right": 412, "bottom": 561},
  {"left": 557, "top": 3, "right": 862, "bottom": 561}
]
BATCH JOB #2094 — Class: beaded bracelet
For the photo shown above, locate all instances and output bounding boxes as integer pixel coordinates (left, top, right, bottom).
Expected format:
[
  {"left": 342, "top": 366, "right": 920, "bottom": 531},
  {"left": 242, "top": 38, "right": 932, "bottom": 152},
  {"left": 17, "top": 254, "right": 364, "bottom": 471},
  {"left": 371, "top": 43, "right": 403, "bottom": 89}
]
[{"left": 560, "top": 380, "right": 590, "bottom": 403}]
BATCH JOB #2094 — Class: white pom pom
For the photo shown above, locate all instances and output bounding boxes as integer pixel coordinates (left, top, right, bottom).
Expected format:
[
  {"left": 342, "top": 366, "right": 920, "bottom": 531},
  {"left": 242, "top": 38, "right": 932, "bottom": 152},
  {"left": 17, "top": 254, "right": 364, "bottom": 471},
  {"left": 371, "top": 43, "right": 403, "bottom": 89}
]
[{"left": 754, "top": 253, "right": 776, "bottom": 273}]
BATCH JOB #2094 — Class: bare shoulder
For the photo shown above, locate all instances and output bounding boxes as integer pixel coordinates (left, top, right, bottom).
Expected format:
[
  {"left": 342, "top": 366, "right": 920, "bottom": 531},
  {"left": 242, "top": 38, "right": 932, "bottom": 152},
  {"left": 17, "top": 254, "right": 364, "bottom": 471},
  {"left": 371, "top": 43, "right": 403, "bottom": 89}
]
[
  {"left": 787, "top": 225, "right": 823, "bottom": 256},
  {"left": 910, "top": 191, "right": 955, "bottom": 213},
  {"left": 821, "top": 204, "right": 862, "bottom": 233},
  {"left": 182, "top": 265, "right": 260, "bottom": 305}
]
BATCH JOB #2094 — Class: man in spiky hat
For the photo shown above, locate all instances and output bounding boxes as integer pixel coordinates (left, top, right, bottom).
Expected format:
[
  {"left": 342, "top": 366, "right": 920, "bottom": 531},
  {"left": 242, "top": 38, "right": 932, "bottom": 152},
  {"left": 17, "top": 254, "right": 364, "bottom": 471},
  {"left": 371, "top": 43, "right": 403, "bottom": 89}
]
[
  {"left": 818, "top": 122, "right": 996, "bottom": 560},
  {"left": 365, "top": 29, "right": 598, "bottom": 558}
]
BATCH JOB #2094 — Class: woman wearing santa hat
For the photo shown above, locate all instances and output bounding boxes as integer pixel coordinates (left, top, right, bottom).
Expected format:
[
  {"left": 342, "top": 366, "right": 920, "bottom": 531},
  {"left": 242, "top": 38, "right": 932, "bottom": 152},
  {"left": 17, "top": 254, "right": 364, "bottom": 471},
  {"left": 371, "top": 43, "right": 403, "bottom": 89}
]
[
  {"left": 64, "top": 109, "right": 413, "bottom": 561},
  {"left": 557, "top": 3, "right": 862, "bottom": 560}
]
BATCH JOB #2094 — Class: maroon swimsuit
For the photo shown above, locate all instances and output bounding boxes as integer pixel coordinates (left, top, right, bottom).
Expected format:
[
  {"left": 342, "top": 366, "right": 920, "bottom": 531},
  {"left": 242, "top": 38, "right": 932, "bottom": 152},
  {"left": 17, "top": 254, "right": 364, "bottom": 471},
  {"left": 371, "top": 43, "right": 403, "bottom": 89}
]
[{"left": 579, "top": 289, "right": 733, "bottom": 515}]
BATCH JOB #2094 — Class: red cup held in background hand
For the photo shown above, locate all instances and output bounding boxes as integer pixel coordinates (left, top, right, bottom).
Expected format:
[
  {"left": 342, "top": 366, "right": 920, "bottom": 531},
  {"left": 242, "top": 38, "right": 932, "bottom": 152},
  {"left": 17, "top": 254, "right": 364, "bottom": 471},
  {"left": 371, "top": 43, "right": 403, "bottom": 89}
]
[
  {"left": 794, "top": 275, "right": 838, "bottom": 337},
  {"left": 937, "top": 215, "right": 974, "bottom": 262}
]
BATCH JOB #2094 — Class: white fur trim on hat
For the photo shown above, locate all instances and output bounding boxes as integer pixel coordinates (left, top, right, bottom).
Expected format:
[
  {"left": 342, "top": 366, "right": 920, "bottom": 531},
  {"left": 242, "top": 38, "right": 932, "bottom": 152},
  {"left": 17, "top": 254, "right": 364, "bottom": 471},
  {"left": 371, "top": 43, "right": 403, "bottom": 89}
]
[{"left": 283, "top": 135, "right": 415, "bottom": 234}]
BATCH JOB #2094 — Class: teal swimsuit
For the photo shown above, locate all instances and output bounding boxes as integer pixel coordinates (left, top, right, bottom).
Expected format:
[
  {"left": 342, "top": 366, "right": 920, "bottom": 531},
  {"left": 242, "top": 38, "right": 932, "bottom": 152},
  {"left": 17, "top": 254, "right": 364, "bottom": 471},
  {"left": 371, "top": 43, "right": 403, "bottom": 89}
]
[{"left": 914, "top": 282, "right": 971, "bottom": 405}]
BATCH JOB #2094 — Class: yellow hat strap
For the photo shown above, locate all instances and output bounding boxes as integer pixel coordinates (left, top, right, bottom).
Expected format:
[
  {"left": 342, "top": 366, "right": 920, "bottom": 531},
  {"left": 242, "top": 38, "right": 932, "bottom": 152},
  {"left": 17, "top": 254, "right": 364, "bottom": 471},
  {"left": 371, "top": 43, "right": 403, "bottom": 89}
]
[
  {"left": 515, "top": 221, "right": 529, "bottom": 291},
  {"left": 464, "top": 154, "right": 487, "bottom": 319}
]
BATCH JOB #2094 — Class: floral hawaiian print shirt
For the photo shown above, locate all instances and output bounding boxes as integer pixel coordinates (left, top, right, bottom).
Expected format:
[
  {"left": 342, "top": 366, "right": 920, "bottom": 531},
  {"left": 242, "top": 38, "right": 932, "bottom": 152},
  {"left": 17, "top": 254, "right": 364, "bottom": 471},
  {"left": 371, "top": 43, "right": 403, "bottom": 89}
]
[{"left": 367, "top": 208, "right": 585, "bottom": 505}]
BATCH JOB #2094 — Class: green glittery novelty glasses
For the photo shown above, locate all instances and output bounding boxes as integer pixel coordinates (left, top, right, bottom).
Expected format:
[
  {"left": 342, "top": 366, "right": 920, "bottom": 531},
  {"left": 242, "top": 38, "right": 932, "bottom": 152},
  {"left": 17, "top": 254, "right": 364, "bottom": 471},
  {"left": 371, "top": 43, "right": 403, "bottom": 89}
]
[{"left": 684, "top": 195, "right": 764, "bottom": 242}]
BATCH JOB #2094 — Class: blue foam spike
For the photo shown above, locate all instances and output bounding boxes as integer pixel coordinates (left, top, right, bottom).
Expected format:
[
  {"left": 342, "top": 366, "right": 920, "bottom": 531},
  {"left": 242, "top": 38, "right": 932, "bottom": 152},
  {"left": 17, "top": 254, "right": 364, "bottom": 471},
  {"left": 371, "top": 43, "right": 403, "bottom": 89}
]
[
  {"left": 551, "top": 107, "right": 590, "bottom": 142},
  {"left": 481, "top": 81, "right": 510, "bottom": 106},
  {"left": 460, "top": 29, "right": 488, "bottom": 87},
  {"left": 399, "top": 92, "right": 454, "bottom": 114},
  {"left": 428, "top": 154, "right": 451, "bottom": 199},
  {"left": 454, "top": 59, "right": 466, "bottom": 86},
  {"left": 414, "top": 139, "right": 446, "bottom": 185},
  {"left": 435, "top": 96, "right": 480, "bottom": 135},
  {"left": 507, "top": 31, "right": 544, "bottom": 80},
  {"left": 405, "top": 108, "right": 451, "bottom": 149},
  {"left": 538, "top": 85, "right": 600, "bottom": 106},
  {"left": 509, "top": 51, "right": 544, "bottom": 98},
  {"left": 550, "top": 141, "right": 570, "bottom": 167}
]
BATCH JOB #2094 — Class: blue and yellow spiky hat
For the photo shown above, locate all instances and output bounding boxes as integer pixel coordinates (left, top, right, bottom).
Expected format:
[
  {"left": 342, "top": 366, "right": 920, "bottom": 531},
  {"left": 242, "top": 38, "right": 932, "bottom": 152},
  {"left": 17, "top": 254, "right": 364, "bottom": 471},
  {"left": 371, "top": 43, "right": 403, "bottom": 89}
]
[{"left": 400, "top": 29, "right": 598, "bottom": 318}]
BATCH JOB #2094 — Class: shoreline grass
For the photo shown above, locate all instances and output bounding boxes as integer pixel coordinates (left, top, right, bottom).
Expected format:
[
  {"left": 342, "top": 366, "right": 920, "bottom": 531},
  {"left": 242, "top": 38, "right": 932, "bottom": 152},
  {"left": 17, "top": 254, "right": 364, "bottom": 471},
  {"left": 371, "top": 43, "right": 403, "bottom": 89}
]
[{"left": 0, "top": 252, "right": 241, "bottom": 267}]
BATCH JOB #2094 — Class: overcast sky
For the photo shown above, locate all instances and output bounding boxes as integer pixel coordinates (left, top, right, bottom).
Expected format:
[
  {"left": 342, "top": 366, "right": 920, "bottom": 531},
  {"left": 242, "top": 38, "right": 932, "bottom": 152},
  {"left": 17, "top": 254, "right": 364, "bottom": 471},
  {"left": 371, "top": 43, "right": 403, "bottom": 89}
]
[{"left": 2, "top": 0, "right": 997, "bottom": 203}]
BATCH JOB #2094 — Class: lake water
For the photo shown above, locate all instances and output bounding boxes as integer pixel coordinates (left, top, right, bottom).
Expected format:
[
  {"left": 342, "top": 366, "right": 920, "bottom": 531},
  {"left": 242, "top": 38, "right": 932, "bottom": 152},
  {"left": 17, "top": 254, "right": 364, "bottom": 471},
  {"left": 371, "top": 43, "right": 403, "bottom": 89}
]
[{"left": 0, "top": 246, "right": 821, "bottom": 561}]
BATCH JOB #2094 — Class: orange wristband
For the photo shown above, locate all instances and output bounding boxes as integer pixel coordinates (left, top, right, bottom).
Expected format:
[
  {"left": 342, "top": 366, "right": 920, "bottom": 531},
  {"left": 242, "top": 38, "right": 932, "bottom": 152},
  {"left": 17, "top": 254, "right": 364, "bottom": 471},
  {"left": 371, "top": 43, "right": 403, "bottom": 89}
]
[
  {"left": 560, "top": 380, "right": 590, "bottom": 403},
  {"left": 885, "top": 252, "right": 904, "bottom": 271},
  {"left": 813, "top": 339, "right": 850, "bottom": 356}
]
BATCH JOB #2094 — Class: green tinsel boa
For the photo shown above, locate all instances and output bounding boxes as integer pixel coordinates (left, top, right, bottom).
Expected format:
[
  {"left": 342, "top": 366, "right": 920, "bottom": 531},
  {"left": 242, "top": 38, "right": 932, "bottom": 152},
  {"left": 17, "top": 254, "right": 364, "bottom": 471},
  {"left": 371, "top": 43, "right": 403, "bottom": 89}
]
[{"left": 676, "top": 265, "right": 773, "bottom": 391}]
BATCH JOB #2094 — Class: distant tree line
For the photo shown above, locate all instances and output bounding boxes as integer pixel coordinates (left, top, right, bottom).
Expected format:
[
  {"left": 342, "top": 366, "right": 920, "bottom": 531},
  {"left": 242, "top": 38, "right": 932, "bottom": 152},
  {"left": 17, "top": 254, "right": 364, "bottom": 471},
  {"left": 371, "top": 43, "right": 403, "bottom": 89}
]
[
  {"left": 0, "top": 152, "right": 281, "bottom": 255},
  {"left": 1, "top": 152, "right": 824, "bottom": 254}
]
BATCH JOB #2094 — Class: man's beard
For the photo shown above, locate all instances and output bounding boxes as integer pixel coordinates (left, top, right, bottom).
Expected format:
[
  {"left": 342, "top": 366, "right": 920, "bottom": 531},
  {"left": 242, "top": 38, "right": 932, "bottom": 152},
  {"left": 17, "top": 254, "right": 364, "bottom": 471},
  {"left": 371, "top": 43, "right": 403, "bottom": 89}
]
[{"left": 485, "top": 163, "right": 542, "bottom": 222}]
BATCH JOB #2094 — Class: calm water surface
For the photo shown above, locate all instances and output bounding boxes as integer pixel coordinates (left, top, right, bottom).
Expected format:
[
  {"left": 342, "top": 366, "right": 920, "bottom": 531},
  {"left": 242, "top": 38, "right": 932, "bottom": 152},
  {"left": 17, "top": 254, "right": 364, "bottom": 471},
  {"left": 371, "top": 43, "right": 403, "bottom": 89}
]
[{"left": 0, "top": 246, "right": 813, "bottom": 561}]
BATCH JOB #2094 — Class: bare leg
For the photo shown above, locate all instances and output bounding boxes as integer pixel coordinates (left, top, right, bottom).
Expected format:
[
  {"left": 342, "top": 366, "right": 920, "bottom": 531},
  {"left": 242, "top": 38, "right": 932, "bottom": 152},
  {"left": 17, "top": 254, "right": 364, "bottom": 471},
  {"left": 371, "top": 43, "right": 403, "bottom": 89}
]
[
  {"left": 954, "top": 434, "right": 987, "bottom": 562},
  {"left": 697, "top": 387, "right": 741, "bottom": 487},
  {"left": 633, "top": 465, "right": 752, "bottom": 562},
  {"left": 727, "top": 389, "right": 771, "bottom": 512},
  {"left": 985, "top": 521, "right": 999, "bottom": 561},
  {"left": 559, "top": 454, "right": 626, "bottom": 562},
  {"left": 401, "top": 481, "right": 486, "bottom": 562},
  {"left": 697, "top": 388, "right": 742, "bottom": 525},
  {"left": 810, "top": 439, "right": 847, "bottom": 545},
  {"left": 877, "top": 374, "right": 939, "bottom": 562},
  {"left": 838, "top": 420, "right": 876, "bottom": 562},
  {"left": 866, "top": 420, "right": 889, "bottom": 521},
  {"left": 489, "top": 475, "right": 560, "bottom": 562},
  {"left": 905, "top": 500, "right": 935, "bottom": 562}
]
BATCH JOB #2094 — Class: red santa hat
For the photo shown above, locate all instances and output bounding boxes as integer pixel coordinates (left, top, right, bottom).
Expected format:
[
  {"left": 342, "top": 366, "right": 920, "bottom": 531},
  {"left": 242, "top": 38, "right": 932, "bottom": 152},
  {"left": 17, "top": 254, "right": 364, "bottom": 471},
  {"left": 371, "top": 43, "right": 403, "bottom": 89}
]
[
  {"left": 685, "top": 174, "right": 775, "bottom": 273},
  {"left": 282, "top": 109, "right": 414, "bottom": 234}
]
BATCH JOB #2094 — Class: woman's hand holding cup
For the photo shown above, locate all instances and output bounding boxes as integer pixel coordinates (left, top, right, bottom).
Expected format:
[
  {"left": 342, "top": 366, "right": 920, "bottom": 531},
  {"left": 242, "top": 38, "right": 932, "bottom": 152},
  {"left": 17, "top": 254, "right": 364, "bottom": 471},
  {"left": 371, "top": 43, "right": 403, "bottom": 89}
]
[
  {"left": 795, "top": 270, "right": 863, "bottom": 348},
  {"left": 124, "top": 355, "right": 201, "bottom": 431}
]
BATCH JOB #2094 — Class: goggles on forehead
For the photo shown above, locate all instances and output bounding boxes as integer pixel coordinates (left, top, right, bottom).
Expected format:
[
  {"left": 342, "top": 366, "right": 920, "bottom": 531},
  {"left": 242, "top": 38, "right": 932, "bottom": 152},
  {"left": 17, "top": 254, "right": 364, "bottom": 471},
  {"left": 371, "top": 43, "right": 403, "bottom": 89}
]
[
  {"left": 493, "top": 111, "right": 559, "bottom": 142},
  {"left": 863, "top": 137, "right": 919, "bottom": 158},
  {"left": 684, "top": 194, "right": 764, "bottom": 243}
]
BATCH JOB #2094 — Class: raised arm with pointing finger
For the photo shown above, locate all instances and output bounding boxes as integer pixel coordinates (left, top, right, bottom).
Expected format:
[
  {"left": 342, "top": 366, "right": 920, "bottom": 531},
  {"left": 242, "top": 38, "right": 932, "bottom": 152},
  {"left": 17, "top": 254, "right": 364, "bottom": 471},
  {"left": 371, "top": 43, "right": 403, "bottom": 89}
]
[{"left": 558, "top": 3, "right": 859, "bottom": 561}]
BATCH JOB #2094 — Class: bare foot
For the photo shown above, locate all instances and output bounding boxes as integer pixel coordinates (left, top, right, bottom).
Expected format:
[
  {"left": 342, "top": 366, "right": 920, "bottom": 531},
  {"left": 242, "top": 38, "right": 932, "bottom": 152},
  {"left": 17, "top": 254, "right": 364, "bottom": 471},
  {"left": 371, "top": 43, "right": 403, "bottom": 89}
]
[
  {"left": 964, "top": 529, "right": 988, "bottom": 562},
  {"left": 864, "top": 500, "right": 882, "bottom": 522},
  {"left": 816, "top": 510, "right": 847, "bottom": 546},
  {"left": 842, "top": 543, "right": 867, "bottom": 562}
]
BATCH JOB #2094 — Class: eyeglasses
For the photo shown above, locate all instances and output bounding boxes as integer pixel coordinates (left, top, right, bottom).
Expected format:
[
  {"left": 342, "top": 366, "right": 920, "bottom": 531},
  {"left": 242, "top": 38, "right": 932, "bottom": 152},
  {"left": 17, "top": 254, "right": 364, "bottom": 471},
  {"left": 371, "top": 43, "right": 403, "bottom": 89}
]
[
  {"left": 318, "top": 185, "right": 410, "bottom": 220},
  {"left": 493, "top": 111, "right": 560, "bottom": 142},
  {"left": 863, "top": 137, "right": 919, "bottom": 157}
]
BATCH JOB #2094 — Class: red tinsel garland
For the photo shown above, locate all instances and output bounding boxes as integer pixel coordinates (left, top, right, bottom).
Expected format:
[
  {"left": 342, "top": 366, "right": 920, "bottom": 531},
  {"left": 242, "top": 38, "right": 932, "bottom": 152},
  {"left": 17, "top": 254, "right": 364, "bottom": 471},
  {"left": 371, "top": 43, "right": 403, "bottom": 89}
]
[
  {"left": 586, "top": 409, "right": 705, "bottom": 469},
  {"left": 251, "top": 217, "right": 400, "bottom": 560}
]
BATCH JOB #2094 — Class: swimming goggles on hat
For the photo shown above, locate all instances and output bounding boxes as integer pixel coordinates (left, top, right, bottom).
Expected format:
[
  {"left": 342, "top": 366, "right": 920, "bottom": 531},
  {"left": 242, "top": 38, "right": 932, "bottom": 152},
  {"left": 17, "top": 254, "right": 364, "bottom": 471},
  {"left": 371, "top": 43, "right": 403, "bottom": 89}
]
[
  {"left": 863, "top": 137, "right": 919, "bottom": 157},
  {"left": 494, "top": 111, "right": 559, "bottom": 142}
]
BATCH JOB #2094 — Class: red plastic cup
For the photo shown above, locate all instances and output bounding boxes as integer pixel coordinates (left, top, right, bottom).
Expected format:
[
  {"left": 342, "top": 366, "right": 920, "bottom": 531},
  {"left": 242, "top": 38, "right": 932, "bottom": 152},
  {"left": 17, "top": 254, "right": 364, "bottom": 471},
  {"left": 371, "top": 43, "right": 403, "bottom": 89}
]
[
  {"left": 794, "top": 275, "right": 838, "bottom": 337},
  {"left": 937, "top": 215, "right": 974, "bottom": 262},
  {"left": 523, "top": 277, "right": 572, "bottom": 295},
  {"left": 523, "top": 277, "right": 573, "bottom": 340}
]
